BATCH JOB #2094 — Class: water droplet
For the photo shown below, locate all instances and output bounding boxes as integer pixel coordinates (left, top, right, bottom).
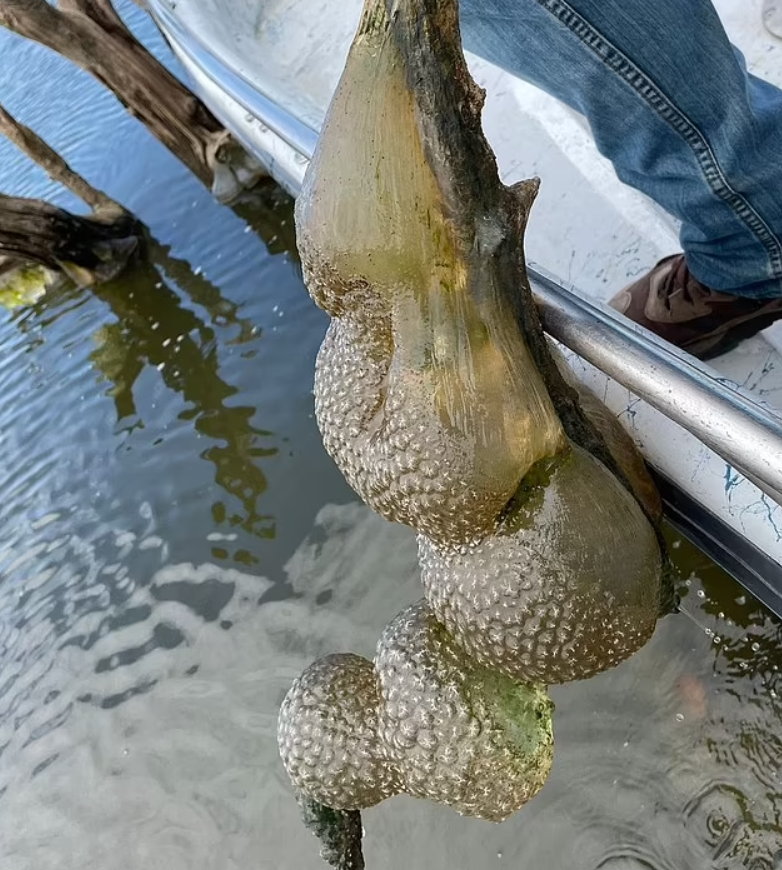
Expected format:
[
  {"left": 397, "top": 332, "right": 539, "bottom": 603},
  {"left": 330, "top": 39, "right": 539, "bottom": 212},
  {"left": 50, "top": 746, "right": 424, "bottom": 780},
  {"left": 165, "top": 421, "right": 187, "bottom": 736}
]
[
  {"left": 697, "top": 589, "right": 706, "bottom": 599},
  {"left": 675, "top": 713, "right": 684, "bottom": 722},
  {"left": 751, "top": 642, "right": 761, "bottom": 652}
]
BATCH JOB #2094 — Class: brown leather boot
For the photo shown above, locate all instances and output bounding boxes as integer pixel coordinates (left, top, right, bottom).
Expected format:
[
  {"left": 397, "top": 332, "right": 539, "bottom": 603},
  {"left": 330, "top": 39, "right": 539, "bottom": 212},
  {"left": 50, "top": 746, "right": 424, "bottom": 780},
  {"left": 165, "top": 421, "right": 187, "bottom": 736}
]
[{"left": 608, "top": 254, "right": 782, "bottom": 360}]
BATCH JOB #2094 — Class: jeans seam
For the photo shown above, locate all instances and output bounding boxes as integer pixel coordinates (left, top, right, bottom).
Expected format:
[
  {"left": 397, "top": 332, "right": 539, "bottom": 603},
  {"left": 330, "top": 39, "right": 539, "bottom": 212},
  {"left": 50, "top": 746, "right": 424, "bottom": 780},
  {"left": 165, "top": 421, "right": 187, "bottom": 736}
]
[{"left": 533, "top": 0, "right": 782, "bottom": 279}]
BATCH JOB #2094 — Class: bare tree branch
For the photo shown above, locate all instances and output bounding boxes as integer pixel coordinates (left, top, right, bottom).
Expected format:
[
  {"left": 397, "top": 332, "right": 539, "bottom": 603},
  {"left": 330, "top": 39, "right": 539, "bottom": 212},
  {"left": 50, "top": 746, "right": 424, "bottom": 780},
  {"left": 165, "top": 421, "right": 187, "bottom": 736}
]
[
  {"left": 0, "top": 192, "right": 141, "bottom": 283},
  {"left": 0, "top": 0, "right": 264, "bottom": 196},
  {"left": 0, "top": 101, "right": 123, "bottom": 214}
]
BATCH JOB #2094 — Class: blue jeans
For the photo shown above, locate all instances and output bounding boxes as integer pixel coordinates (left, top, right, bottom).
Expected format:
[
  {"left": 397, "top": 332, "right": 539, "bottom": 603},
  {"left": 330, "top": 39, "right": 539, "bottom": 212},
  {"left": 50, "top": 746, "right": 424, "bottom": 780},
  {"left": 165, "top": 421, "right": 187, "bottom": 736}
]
[{"left": 459, "top": 0, "right": 782, "bottom": 298}]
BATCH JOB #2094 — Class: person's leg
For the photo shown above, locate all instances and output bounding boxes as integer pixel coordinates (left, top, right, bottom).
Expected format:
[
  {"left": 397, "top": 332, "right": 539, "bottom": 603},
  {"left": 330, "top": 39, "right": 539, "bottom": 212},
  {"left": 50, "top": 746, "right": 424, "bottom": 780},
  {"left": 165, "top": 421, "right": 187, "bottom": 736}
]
[{"left": 459, "top": 0, "right": 782, "bottom": 301}]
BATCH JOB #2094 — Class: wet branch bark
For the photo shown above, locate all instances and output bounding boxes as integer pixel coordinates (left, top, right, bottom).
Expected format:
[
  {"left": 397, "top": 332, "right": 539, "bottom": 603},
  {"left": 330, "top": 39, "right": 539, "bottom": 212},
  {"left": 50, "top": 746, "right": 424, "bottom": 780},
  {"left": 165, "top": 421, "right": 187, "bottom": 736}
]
[
  {"left": 297, "top": 794, "right": 365, "bottom": 870},
  {"left": 0, "top": 96, "right": 141, "bottom": 283},
  {"left": 0, "top": 101, "right": 122, "bottom": 214},
  {"left": 0, "top": 194, "right": 140, "bottom": 279},
  {"left": 0, "top": 0, "right": 263, "bottom": 196}
]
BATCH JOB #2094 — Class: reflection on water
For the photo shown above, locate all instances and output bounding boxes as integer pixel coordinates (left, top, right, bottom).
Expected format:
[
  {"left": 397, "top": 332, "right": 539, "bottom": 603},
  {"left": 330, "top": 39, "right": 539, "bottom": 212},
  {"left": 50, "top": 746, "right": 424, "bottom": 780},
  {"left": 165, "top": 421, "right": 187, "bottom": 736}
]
[
  {"left": 1, "top": 5, "right": 782, "bottom": 870},
  {"left": 90, "top": 236, "right": 277, "bottom": 551}
]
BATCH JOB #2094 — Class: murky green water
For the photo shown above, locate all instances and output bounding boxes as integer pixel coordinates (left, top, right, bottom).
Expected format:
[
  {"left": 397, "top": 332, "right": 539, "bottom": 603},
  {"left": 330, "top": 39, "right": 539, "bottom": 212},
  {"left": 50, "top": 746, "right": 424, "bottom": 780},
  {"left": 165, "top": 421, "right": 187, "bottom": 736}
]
[{"left": 1, "top": 7, "right": 782, "bottom": 869}]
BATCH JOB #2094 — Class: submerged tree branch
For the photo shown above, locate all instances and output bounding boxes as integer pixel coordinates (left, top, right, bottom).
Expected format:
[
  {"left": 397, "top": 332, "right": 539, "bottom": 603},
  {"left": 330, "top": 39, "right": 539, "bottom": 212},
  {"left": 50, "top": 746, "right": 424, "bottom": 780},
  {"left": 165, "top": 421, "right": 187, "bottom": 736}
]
[
  {"left": 296, "top": 793, "right": 365, "bottom": 870},
  {"left": 0, "top": 194, "right": 142, "bottom": 284},
  {"left": 0, "top": 101, "right": 123, "bottom": 214}
]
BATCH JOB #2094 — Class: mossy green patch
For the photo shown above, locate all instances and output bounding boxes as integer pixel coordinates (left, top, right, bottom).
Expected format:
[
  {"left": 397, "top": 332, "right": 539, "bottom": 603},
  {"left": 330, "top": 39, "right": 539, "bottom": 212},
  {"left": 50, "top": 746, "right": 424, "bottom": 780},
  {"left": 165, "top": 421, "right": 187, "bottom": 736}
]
[
  {"left": 498, "top": 449, "right": 569, "bottom": 533},
  {"left": 466, "top": 665, "right": 554, "bottom": 760},
  {"left": 0, "top": 263, "right": 50, "bottom": 310}
]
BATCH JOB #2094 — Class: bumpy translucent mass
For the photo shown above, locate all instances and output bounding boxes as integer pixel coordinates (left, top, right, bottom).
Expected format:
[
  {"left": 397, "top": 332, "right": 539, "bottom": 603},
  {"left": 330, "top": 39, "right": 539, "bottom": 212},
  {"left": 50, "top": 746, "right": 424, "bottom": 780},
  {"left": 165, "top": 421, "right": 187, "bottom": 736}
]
[
  {"left": 296, "top": 3, "right": 564, "bottom": 546},
  {"left": 277, "top": 602, "right": 554, "bottom": 821},
  {"left": 418, "top": 444, "right": 663, "bottom": 684},
  {"left": 376, "top": 601, "right": 554, "bottom": 820},
  {"left": 282, "top": 0, "right": 666, "bottom": 826},
  {"left": 277, "top": 652, "right": 400, "bottom": 810}
]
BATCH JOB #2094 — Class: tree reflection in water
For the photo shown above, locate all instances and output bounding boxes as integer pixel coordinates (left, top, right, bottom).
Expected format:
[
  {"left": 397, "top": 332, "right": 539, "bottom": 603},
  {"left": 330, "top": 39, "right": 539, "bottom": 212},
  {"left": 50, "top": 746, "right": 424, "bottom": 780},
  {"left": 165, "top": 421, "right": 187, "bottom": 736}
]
[{"left": 83, "top": 186, "right": 301, "bottom": 563}]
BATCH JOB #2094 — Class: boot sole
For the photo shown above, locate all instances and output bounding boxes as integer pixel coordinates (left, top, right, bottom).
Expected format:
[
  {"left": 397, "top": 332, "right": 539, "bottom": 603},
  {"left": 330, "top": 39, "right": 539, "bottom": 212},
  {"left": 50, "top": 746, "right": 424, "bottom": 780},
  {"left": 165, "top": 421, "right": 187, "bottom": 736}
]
[{"left": 685, "top": 306, "right": 782, "bottom": 360}]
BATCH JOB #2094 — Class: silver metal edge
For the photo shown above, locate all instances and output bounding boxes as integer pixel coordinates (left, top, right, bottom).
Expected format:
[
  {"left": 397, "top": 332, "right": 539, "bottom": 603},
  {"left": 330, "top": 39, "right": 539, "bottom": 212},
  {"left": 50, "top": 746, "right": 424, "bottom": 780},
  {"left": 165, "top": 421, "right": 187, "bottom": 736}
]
[
  {"left": 530, "top": 268, "right": 782, "bottom": 505},
  {"left": 149, "top": 0, "right": 319, "bottom": 158}
]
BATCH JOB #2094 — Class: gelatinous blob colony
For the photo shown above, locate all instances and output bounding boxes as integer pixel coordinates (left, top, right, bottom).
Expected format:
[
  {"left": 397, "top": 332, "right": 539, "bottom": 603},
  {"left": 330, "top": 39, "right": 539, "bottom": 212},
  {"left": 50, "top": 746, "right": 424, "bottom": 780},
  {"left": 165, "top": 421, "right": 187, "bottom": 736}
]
[
  {"left": 278, "top": 602, "right": 554, "bottom": 821},
  {"left": 279, "top": 0, "right": 664, "bottom": 824}
]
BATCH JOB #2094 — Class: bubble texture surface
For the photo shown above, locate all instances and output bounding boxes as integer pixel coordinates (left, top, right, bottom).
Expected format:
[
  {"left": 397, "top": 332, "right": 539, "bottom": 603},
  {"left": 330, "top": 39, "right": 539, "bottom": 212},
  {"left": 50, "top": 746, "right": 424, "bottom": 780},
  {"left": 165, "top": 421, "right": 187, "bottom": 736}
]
[
  {"left": 418, "top": 445, "right": 663, "bottom": 684},
  {"left": 278, "top": 602, "right": 554, "bottom": 822},
  {"left": 277, "top": 652, "right": 400, "bottom": 809},
  {"left": 375, "top": 601, "right": 554, "bottom": 821},
  {"left": 284, "top": 0, "right": 666, "bottom": 827},
  {"left": 314, "top": 308, "right": 564, "bottom": 546}
]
